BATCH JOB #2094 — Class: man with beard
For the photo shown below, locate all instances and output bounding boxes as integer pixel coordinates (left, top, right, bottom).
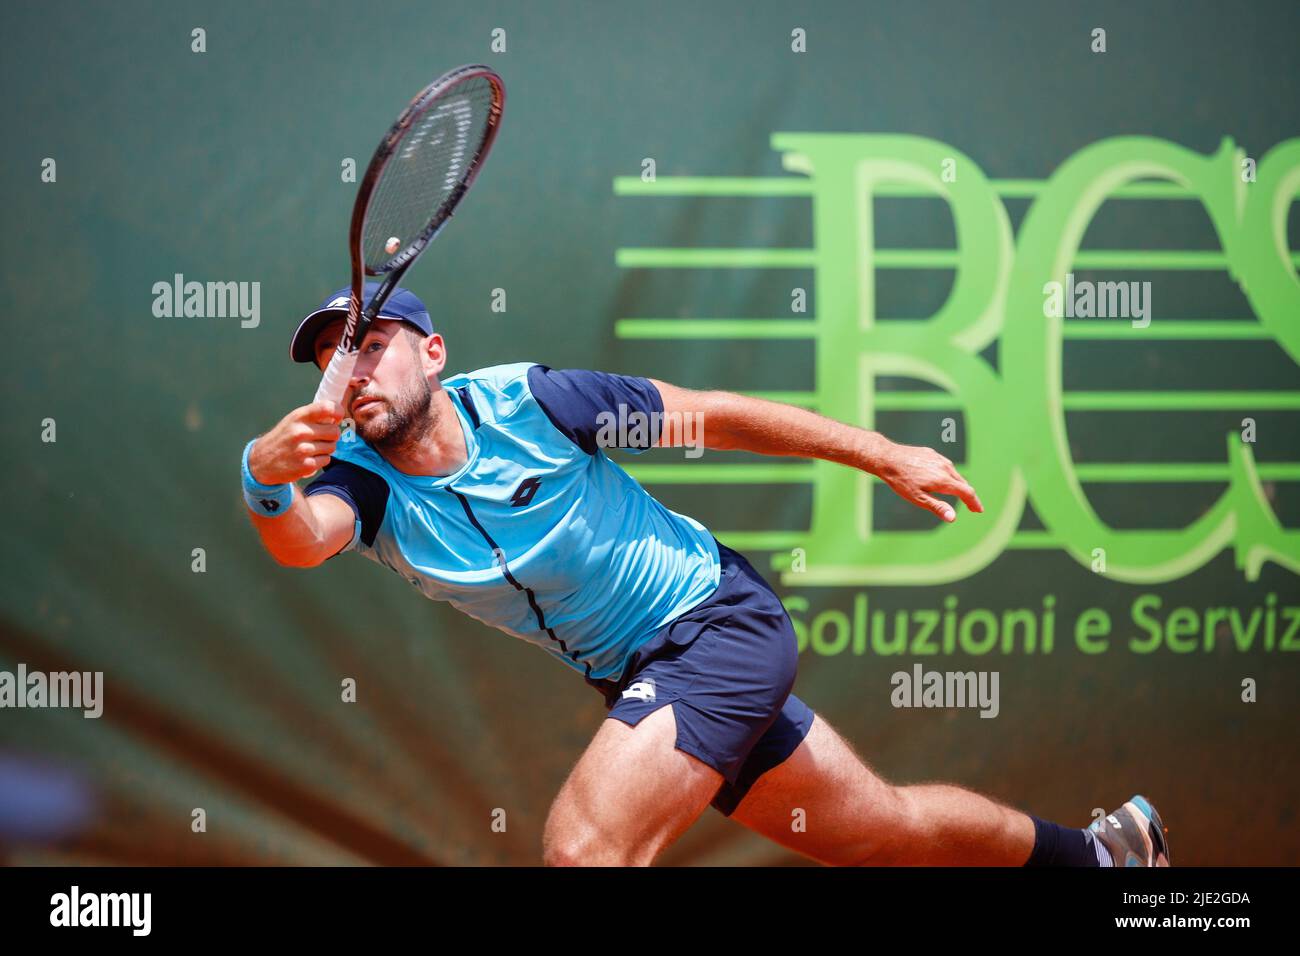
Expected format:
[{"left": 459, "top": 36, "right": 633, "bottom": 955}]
[{"left": 240, "top": 282, "right": 1170, "bottom": 868}]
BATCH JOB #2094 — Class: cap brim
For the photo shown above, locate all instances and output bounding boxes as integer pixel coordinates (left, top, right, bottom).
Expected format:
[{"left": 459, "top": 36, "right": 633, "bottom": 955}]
[
  {"left": 288, "top": 308, "right": 414, "bottom": 364},
  {"left": 289, "top": 308, "right": 351, "bottom": 364}
]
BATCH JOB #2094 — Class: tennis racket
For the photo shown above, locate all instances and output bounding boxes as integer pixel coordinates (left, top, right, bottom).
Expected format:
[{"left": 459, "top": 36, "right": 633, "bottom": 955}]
[{"left": 314, "top": 64, "right": 506, "bottom": 406}]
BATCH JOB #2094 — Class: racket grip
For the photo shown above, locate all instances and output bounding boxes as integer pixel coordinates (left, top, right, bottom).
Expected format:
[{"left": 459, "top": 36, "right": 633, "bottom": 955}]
[{"left": 314, "top": 349, "right": 359, "bottom": 407}]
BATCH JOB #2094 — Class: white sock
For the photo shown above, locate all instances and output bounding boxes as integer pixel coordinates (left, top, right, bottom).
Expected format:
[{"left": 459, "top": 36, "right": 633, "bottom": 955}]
[{"left": 1084, "top": 829, "right": 1114, "bottom": 867}]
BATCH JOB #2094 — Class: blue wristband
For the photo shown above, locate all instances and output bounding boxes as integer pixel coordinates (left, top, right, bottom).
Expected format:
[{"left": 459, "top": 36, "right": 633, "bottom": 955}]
[{"left": 242, "top": 438, "right": 294, "bottom": 517}]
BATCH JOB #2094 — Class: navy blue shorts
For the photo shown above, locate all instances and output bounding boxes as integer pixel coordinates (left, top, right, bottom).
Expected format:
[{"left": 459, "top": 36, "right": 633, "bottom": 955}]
[{"left": 586, "top": 539, "right": 816, "bottom": 816}]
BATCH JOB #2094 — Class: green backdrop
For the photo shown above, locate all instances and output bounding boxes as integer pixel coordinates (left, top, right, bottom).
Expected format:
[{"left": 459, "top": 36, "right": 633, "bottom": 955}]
[{"left": 2, "top": 0, "right": 1297, "bottom": 864}]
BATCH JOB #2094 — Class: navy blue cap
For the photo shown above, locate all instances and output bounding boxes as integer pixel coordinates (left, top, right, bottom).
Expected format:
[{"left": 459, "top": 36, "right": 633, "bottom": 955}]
[{"left": 290, "top": 282, "right": 435, "bottom": 363}]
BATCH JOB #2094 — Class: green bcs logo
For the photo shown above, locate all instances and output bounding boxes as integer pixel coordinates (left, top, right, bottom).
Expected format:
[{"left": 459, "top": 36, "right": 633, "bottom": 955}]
[{"left": 615, "top": 135, "right": 1300, "bottom": 587}]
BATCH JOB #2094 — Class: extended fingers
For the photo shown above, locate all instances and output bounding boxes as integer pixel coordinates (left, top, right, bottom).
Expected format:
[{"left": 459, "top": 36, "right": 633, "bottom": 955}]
[
  {"left": 940, "top": 471, "right": 983, "bottom": 513},
  {"left": 924, "top": 458, "right": 981, "bottom": 513},
  {"left": 914, "top": 492, "right": 956, "bottom": 523}
]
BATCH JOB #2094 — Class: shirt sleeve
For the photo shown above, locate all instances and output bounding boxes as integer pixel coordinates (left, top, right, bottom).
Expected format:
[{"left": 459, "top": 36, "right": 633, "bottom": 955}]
[
  {"left": 304, "top": 458, "right": 391, "bottom": 557},
  {"left": 526, "top": 365, "right": 664, "bottom": 456}
]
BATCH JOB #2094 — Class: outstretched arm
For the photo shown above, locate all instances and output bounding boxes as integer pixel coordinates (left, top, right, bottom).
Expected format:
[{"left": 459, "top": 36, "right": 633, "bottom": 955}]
[{"left": 646, "top": 378, "right": 983, "bottom": 523}]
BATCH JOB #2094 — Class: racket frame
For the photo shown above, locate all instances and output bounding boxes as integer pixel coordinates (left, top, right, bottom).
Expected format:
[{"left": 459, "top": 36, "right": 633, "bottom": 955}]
[{"left": 315, "top": 64, "right": 505, "bottom": 406}]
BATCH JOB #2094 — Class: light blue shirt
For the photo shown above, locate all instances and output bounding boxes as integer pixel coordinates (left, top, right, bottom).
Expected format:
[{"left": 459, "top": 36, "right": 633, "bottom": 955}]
[{"left": 306, "top": 361, "right": 721, "bottom": 682}]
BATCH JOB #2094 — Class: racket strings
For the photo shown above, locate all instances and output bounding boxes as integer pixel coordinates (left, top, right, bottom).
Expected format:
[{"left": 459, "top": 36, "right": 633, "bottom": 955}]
[{"left": 363, "top": 76, "right": 498, "bottom": 271}]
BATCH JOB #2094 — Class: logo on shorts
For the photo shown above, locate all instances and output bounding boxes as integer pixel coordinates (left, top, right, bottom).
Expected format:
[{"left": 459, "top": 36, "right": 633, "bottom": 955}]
[{"left": 621, "top": 678, "right": 656, "bottom": 702}]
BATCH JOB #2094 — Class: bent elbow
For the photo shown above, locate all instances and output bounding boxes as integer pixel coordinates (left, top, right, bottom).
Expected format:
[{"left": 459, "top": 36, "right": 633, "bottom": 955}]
[{"left": 266, "top": 545, "right": 328, "bottom": 569}]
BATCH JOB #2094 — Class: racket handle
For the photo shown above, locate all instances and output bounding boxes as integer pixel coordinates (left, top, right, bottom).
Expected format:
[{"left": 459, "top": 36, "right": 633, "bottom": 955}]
[{"left": 314, "top": 348, "right": 359, "bottom": 407}]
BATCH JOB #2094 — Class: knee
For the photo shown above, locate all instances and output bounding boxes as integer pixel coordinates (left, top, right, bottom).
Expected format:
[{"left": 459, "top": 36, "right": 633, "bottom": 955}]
[
  {"left": 543, "top": 839, "right": 588, "bottom": 867},
  {"left": 541, "top": 817, "right": 584, "bottom": 866},
  {"left": 542, "top": 808, "right": 582, "bottom": 866},
  {"left": 543, "top": 831, "right": 636, "bottom": 867},
  {"left": 846, "top": 784, "right": 920, "bottom": 867},
  {"left": 543, "top": 809, "right": 632, "bottom": 867}
]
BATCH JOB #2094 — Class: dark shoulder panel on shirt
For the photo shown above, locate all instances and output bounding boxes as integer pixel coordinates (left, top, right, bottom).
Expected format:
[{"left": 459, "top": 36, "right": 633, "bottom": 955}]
[
  {"left": 304, "top": 457, "right": 390, "bottom": 547},
  {"left": 526, "top": 364, "right": 665, "bottom": 455}
]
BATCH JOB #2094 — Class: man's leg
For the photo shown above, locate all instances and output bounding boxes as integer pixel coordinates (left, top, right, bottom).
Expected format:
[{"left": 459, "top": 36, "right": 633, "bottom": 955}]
[
  {"left": 729, "top": 712, "right": 1040, "bottom": 865},
  {"left": 543, "top": 704, "right": 723, "bottom": 866}
]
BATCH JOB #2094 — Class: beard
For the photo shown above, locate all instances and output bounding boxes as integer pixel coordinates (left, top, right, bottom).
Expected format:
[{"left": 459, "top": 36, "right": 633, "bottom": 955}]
[{"left": 352, "top": 374, "right": 436, "bottom": 455}]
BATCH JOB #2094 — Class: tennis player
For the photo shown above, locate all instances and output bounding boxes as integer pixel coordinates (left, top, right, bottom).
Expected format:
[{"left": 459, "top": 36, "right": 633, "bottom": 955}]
[{"left": 241, "top": 283, "right": 1170, "bottom": 867}]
